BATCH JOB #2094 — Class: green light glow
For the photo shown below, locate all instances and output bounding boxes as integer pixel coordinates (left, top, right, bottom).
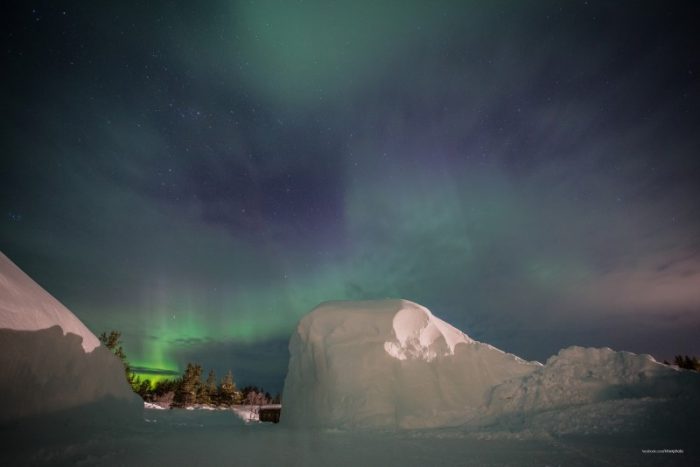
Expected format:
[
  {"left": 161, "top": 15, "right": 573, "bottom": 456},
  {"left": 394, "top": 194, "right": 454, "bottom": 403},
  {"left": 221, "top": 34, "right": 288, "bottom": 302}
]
[{"left": 179, "top": 0, "right": 473, "bottom": 105}]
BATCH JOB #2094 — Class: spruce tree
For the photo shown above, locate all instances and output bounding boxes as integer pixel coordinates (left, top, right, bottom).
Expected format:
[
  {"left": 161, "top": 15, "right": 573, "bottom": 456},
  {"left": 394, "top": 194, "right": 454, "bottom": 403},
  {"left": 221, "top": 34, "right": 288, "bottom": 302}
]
[
  {"left": 98, "top": 330, "right": 134, "bottom": 387},
  {"left": 174, "top": 363, "right": 202, "bottom": 406},
  {"left": 219, "top": 369, "right": 238, "bottom": 406},
  {"left": 199, "top": 369, "right": 217, "bottom": 405},
  {"left": 674, "top": 355, "right": 684, "bottom": 367}
]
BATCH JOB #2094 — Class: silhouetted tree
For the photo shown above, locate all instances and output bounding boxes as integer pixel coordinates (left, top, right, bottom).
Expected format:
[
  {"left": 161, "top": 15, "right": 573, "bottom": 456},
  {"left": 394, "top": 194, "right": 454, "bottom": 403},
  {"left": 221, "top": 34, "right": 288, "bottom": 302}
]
[
  {"left": 99, "top": 331, "right": 128, "bottom": 368},
  {"left": 98, "top": 330, "right": 138, "bottom": 389},
  {"left": 198, "top": 369, "right": 217, "bottom": 404},
  {"left": 174, "top": 363, "right": 202, "bottom": 406},
  {"left": 136, "top": 378, "right": 152, "bottom": 399},
  {"left": 219, "top": 370, "right": 241, "bottom": 406},
  {"left": 673, "top": 355, "right": 700, "bottom": 371}
]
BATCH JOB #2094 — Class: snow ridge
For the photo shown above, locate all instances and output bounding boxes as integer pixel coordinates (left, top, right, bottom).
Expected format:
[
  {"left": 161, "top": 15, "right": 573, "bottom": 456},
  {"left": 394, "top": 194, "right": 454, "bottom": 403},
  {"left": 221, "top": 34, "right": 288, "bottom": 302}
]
[{"left": 0, "top": 251, "right": 99, "bottom": 352}]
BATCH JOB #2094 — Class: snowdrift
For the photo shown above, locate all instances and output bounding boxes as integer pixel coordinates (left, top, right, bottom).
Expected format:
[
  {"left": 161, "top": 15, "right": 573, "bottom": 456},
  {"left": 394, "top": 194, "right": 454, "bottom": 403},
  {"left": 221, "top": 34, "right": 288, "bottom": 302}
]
[
  {"left": 0, "top": 252, "right": 141, "bottom": 424},
  {"left": 488, "top": 346, "right": 697, "bottom": 413},
  {"left": 282, "top": 299, "right": 700, "bottom": 432},
  {"left": 0, "top": 252, "right": 100, "bottom": 352},
  {"left": 282, "top": 300, "right": 539, "bottom": 429},
  {"left": 477, "top": 346, "right": 700, "bottom": 437}
]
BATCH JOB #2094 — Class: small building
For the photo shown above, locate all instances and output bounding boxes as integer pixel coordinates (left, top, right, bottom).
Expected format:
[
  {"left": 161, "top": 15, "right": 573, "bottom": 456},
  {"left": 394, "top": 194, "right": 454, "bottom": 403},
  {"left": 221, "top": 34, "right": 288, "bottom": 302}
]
[{"left": 258, "top": 404, "right": 282, "bottom": 423}]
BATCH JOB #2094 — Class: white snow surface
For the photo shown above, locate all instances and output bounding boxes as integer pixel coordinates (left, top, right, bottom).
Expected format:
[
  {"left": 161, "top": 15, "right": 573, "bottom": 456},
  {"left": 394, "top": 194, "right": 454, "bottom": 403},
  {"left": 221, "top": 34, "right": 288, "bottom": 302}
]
[
  {"left": 5, "top": 407, "right": 700, "bottom": 467},
  {"left": 144, "top": 402, "right": 168, "bottom": 410},
  {"left": 0, "top": 251, "right": 141, "bottom": 422},
  {"left": 1, "top": 296, "right": 700, "bottom": 465},
  {"left": 487, "top": 346, "right": 697, "bottom": 414},
  {"left": 283, "top": 299, "right": 700, "bottom": 433},
  {"left": 282, "top": 299, "right": 540, "bottom": 429},
  {"left": 0, "top": 251, "right": 99, "bottom": 352},
  {"left": 383, "top": 300, "right": 474, "bottom": 361}
]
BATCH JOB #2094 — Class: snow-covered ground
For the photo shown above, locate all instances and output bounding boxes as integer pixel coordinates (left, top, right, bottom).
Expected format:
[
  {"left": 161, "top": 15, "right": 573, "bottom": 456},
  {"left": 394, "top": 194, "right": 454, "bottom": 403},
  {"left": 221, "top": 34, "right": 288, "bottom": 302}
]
[
  {"left": 2, "top": 406, "right": 697, "bottom": 466},
  {"left": 143, "top": 402, "right": 273, "bottom": 422}
]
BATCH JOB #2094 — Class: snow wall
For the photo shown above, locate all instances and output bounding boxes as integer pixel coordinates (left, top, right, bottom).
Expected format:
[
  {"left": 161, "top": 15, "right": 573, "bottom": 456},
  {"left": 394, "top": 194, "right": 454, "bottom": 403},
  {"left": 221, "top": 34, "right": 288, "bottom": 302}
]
[
  {"left": 487, "top": 346, "right": 699, "bottom": 414},
  {"left": 282, "top": 300, "right": 539, "bottom": 429},
  {"left": 0, "top": 252, "right": 141, "bottom": 424},
  {"left": 282, "top": 299, "right": 700, "bottom": 431}
]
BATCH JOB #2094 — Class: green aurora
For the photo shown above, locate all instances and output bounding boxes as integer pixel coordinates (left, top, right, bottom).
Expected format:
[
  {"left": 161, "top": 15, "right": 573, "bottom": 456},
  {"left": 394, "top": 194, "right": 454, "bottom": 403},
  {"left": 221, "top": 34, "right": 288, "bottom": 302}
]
[{"left": 2, "top": 1, "right": 699, "bottom": 391}]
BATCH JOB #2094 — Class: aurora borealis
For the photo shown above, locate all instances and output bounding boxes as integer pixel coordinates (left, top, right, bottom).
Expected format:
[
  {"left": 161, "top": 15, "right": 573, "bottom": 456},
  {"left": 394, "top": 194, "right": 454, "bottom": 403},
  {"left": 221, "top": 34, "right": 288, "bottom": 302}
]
[{"left": 2, "top": 1, "right": 699, "bottom": 392}]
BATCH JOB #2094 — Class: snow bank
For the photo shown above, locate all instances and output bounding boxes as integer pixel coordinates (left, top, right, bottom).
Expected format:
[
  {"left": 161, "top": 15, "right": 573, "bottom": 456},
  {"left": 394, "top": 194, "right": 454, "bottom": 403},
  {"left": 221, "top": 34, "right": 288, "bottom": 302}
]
[
  {"left": 487, "top": 346, "right": 698, "bottom": 415},
  {"left": 282, "top": 300, "right": 539, "bottom": 429},
  {"left": 0, "top": 251, "right": 141, "bottom": 423},
  {"left": 0, "top": 251, "right": 99, "bottom": 352},
  {"left": 282, "top": 300, "right": 700, "bottom": 433}
]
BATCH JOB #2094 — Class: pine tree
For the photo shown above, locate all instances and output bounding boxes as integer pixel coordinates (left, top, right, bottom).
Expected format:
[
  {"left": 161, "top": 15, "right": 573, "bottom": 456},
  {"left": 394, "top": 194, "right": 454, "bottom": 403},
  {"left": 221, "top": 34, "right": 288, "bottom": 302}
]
[
  {"left": 98, "top": 330, "right": 133, "bottom": 383},
  {"left": 198, "top": 369, "right": 217, "bottom": 405},
  {"left": 174, "top": 363, "right": 202, "bottom": 406},
  {"left": 137, "top": 379, "right": 152, "bottom": 400},
  {"left": 219, "top": 369, "right": 239, "bottom": 406},
  {"left": 684, "top": 355, "right": 694, "bottom": 370},
  {"left": 673, "top": 354, "right": 700, "bottom": 371}
]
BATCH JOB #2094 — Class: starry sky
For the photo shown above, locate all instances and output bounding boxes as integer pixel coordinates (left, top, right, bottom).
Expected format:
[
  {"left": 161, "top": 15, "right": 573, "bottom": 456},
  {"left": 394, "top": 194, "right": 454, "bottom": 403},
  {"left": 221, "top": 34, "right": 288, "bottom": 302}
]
[{"left": 2, "top": 1, "right": 699, "bottom": 392}]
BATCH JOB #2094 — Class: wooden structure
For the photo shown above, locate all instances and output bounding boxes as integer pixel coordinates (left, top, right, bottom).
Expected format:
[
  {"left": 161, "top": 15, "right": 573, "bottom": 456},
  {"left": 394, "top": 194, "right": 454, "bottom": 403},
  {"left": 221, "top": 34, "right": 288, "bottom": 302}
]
[{"left": 258, "top": 404, "right": 282, "bottom": 423}]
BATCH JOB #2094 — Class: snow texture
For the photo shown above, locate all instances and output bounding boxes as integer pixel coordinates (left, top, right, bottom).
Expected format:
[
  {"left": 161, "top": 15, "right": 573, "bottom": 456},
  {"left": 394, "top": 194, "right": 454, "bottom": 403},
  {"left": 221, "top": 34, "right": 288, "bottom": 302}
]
[
  {"left": 0, "top": 251, "right": 141, "bottom": 423},
  {"left": 7, "top": 407, "right": 700, "bottom": 467},
  {"left": 283, "top": 299, "right": 700, "bottom": 433},
  {"left": 487, "top": 346, "right": 698, "bottom": 415},
  {"left": 0, "top": 251, "right": 99, "bottom": 352},
  {"left": 1, "top": 293, "right": 699, "bottom": 465},
  {"left": 282, "top": 299, "right": 540, "bottom": 429}
]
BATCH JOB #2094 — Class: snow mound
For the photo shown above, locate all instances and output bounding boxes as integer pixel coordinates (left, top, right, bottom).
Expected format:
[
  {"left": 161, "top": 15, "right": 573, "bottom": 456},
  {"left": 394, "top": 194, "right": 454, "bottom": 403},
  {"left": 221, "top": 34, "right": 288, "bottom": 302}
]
[
  {"left": 282, "top": 299, "right": 539, "bottom": 429},
  {"left": 0, "top": 251, "right": 141, "bottom": 423},
  {"left": 383, "top": 301, "right": 474, "bottom": 361},
  {"left": 487, "top": 346, "right": 699, "bottom": 414},
  {"left": 0, "top": 251, "right": 99, "bottom": 352}
]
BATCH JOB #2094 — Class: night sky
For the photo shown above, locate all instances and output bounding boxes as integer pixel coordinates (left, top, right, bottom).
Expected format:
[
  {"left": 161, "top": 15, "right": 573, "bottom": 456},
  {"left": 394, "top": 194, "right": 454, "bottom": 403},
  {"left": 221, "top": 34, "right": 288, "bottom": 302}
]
[{"left": 2, "top": 1, "right": 699, "bottom": 393}]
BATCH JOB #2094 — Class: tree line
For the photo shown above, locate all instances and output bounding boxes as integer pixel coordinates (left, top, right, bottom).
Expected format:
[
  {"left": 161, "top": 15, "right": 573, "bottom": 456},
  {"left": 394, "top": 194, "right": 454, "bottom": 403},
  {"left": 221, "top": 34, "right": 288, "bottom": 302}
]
[
  {"left": 99, "top": 331, "right": 280, "bottom": 407},
  {"left": 663, "top": 355, "right": 700, "bottom": 371}
]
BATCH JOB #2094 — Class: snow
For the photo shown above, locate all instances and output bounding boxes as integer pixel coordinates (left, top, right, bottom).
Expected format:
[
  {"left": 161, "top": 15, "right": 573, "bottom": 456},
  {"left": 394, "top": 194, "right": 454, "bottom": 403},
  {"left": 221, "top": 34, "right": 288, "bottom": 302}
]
[
  {"left": 283, "top": 299, "right": 700, "bottom": 435},
  {"left": 487, "top": 346, "right": 697, "bottom": 415},
  {"left": 1, "top": 294, "right": 699, "bottom": 465},
  {"left": 3, "top": 408, "right": 699, "bottom": 466},
  {"left": 0, "top": 251, "right": 99, "bottom": 352},
  {"left": 282, "top": 299, "right": 540, "bottom": 429},
  {"left": 0, "top": 251, "right": 141, "bottom": 423},
  {"left": 144, "top": 402, "right": 167, "bottom": 410},
  {"left": 384, "top": 301, "right": 474, "bottom": 361}
]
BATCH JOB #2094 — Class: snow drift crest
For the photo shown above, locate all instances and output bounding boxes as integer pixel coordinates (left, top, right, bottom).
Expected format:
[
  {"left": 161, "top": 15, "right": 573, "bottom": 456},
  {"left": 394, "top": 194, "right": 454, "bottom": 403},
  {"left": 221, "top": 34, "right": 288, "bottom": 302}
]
[
  {"left": 383, "top": 301, "right": 474, "bottom": 361},
  {"left": 0, "top": 251, "right": 99, "bottom": 352}
]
